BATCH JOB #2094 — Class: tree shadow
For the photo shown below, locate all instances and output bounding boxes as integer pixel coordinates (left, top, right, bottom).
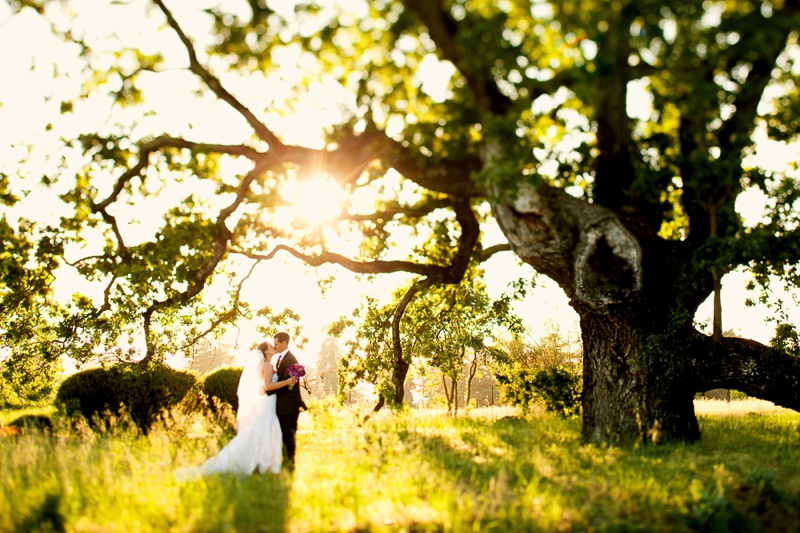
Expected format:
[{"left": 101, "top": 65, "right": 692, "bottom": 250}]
[
  {"left": 15, "top": 493, "right": 66, "bottom": 533},
  {"left": 180, "top": 471, "right": 293, "bottom": 531}
]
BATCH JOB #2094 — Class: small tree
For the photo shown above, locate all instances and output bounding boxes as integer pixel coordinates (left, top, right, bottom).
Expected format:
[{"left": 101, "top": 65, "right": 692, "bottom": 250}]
[
  {"left": 186, "top": 340, "right": 236, "bottom": 375},
  {"left": 495, "top": 324, "right": 582, "bottom": 416},
  {"left": 331, "top": 268, "right": 528, "bottom": 412},
  {"left": 307, "top": 336, "right": 343, "bottom": 398}
]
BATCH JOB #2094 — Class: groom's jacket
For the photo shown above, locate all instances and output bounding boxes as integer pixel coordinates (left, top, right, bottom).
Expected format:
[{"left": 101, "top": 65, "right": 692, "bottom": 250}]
[{"left": 267, "top": 350, "right": 307, "bottom": 416}]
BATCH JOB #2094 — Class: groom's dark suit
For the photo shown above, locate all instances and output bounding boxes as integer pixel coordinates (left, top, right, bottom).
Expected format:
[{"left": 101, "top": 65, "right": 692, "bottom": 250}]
[{"left": 267, "top": 350, "right": 306, "bottom": 467}]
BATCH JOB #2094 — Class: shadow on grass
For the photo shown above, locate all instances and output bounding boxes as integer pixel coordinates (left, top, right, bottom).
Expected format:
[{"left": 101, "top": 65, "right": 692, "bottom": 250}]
[
  {"left": 180, "top": 471, "right": 293, "bottom": 531},
  {"left": 399, "top": 415, "right": 800, "bottom": 532},
  {"left": 15, "top": 493, "right": 66, "bottom": 533}
]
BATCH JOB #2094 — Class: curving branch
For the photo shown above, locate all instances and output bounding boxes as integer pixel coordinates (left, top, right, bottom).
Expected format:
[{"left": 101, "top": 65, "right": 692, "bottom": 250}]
[
  {"left": 445, "top": 199, "right": 481, "bottom": 283},
  {"left": 92, "top": 135, "right": 261, "bottom": 212},
  {"left": 693, "top": 332, "right": 800, "bottom": 412},
  {"left": 717, "top": 21, "right": 796, "bottom": 155},
  {"left": 340, "top": 198, "right": 457, "bottom": 223},
  {"left": 139, "top": 158, "right": 271, "bottom": 364},
  {"left": 404, "top": 0, "right": 512, "bottom": 115},
  {"left": 97, "top": 210, "right": 130, "bottom": 262},
  {"left": 175, "top": 259, "right": 261, "bottom": 354},
  {"left": 287, "top": 128, "right": 482, "bottom": 197},
  {"left": 492, "top": 182, "right": 643, "bottom": 307},
  {"left": 63, "top": 254, "right": 106, "bottom": 268},
  {"left": 89, "top": 136, "right": 266, "bottom": 266},
  {"left": 476, "top": 243, "right": 512, "bottom": 262},
  {"left": 235, "top": 199, "right": 481, "bottom": 284},
  {"left": 389, "top": 277, "right": 433, "bottom": 405},
  {"left": 153, "top": 0, "right": 285, "bottom": 151},
  {"left": 235, "top": 244, "right": 449, "bottom": 277}
]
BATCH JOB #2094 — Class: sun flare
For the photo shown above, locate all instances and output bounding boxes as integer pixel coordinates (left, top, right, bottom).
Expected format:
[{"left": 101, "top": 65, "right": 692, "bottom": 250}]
[{"left": 287, "top": 177, "right": 342, "bottom": 225}]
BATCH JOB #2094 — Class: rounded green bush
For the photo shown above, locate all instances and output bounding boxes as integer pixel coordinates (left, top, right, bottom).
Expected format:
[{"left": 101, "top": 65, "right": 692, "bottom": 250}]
[
  {"left": 55, "top": 364, "right": 198, "bottom": 431},
  {"left": 9, "top": 413, "right": 54, "bottom": 431},
  {"left": 201, "top": 366, "right": 242, "bottom": 412}
]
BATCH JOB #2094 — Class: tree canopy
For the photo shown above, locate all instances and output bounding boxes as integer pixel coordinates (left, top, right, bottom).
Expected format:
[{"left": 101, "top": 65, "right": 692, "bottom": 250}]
[
  {"left": 329, "top": 268, "right": 527, "bottom": 409},
  {"left": 2, "top": 0, "right": 800, "bottom": 441}
]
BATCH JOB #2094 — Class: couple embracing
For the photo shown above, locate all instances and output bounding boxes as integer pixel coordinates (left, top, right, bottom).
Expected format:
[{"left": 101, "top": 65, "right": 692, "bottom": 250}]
[{"left": 177, "top": 332, "right": 306, "bottom": 478}]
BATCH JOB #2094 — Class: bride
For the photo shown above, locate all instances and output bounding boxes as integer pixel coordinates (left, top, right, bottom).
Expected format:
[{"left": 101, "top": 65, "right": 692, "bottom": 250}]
[{"left": 177, "top": 342, "right": 297, "bottom": 477}]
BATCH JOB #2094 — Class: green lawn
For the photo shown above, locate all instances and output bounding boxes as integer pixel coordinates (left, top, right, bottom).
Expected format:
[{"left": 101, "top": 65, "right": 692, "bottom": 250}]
[{"left": 1, "top": 401, "right": 798, "bottom": 532}]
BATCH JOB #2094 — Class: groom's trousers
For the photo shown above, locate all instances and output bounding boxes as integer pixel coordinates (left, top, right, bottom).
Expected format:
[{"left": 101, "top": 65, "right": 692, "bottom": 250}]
[{"left": 278, "top": 413, "right": 299, "bottom": 466}]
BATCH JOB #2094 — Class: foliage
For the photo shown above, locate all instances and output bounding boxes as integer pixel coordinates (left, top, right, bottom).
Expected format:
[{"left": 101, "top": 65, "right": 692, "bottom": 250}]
[
  {"left": 307, "top": 336, "right": 342, "bottom": 398},
  {"left": 0, "top": 350, "right": 63, "bottom": 410},
  {"left": 4, "top": 0, "right": 800, "bottom": 440},
  {"left": 185, "top": 340, "right": 236, "bottom": 375},
  {"left": 0, "top": 217, "right": 66, "bottom": 408},
  {"left": 255, "top": 306, "right": 309, "bottom": 349},
  {"left": 55, "top": 364, "right": 197, "bottom": 431},
  {"left": 497, "top": 365, "right": 582, "bottom": 418},
  {"left": 0, "top": 403, "right": 798, "bottom": 531},
  {"left": 530, "top": 366, "right": 582, "bottom": 418},
  {"left": 495, "top": 326, "right": 582, "bottom": 416},
  {"left": 331, "top": 268, "right": 528, "bottom": 407},
  {"left": 200, "top": 366, "right": 242, "bottom": 413},
  {"left": 772, "top": 323, "right": 800, "bottom": 357}
]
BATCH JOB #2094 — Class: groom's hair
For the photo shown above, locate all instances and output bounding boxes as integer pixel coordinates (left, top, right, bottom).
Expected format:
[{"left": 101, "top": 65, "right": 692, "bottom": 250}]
[{"left": 274, "top": 331, "right": 290, "bottom": 345}]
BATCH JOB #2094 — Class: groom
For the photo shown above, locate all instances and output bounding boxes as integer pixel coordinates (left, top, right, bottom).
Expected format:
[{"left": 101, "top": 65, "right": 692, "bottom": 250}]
[{"left": 266, "top": 331, "right": 306, "bottom": 469}]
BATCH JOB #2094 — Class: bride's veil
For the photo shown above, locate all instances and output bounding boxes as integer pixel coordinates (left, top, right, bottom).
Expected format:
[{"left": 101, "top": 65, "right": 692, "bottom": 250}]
[{"left": 235, "top": 348, "right": 265, "bottom": 433}]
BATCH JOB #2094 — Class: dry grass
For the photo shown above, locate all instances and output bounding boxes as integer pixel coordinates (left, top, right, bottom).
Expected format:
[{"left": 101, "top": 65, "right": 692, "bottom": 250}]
[
  {"left": 2, "top": 401, "right": 799, "bottom": 532},
  {"left": 694, "top": 398, "right": 794, "bottom": 417}
]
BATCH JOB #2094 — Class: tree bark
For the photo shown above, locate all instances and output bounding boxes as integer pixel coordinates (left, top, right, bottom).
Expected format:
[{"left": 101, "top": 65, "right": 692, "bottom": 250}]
[
  {"left": 453, "top": 378, "right": 459, "bottom": 417},
  {"left": 465, "top": 349, "right": 478, "bottom": 409},
  {"left": 579, "top": 310, "right": 701, "bottom": 443},
  {"left": 491, "top": 180, "right": 800, "bottom": 443},
  {"left": 442, "top": 373, "right": 453, "bottom": 415}
]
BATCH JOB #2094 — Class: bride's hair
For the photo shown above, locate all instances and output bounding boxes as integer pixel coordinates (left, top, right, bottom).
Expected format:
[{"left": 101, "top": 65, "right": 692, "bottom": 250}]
[{"left": 256, "top": 341, "right": 271, "bottom": 356}]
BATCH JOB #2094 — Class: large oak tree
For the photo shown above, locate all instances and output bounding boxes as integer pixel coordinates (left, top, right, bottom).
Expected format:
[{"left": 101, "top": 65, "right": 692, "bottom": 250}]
[{"left": 2, "top": 0, "right": 800, "bottom": 442}]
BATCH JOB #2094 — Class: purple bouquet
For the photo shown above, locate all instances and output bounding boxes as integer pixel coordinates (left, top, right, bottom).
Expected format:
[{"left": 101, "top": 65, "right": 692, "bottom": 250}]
[{"left": 286, "top": 363, "right": 306, "bottom": 389}]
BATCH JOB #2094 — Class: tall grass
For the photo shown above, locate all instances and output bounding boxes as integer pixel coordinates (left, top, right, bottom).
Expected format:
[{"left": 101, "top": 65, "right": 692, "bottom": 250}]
[{"left": 1, "top": 400, "right": 798, "bottom": 532}]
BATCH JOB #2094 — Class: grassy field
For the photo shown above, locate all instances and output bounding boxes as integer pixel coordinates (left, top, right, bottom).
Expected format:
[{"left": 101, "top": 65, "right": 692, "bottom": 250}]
[{"left": 1, "top": 399, "right": 798, "bottom": 532}]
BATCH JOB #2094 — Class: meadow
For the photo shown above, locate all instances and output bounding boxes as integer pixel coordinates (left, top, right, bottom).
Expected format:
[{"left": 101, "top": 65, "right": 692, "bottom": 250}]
[{"left": 1, "top": 399, "right": 798, "bottom": 532}]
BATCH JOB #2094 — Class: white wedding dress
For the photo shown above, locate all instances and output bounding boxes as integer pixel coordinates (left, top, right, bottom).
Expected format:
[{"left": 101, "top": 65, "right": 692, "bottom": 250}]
[{"left": 177, "top": 350, "right": 283, "bottom": 478}]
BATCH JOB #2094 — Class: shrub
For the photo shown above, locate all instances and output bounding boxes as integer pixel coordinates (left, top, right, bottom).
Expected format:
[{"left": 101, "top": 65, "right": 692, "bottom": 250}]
[
  {"left": 497, "top": 365, "right": 582, "bottom": 418},
  {"left": 9, "top": 413, "right": 54, "bottom": 431},
  {"left": 530, "top": 367, "right": 581, "bottom": 418},
  {"left": 55, "top": 364, "right": 197, "bottom": 432},
  {"left": 201, "top": 366, "right": 242, "bottom": 412}
]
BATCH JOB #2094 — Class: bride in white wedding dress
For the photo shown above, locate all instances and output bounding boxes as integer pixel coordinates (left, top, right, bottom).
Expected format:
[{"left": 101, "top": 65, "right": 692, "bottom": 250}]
[{"left": 177, "top": 343, "right": 297, "bottom": 478}]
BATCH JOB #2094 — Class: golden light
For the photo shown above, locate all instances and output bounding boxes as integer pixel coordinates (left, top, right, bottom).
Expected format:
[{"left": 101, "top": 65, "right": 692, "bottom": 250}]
[{"left": 287, "top": 176, "right": 342, "bottom": 226}]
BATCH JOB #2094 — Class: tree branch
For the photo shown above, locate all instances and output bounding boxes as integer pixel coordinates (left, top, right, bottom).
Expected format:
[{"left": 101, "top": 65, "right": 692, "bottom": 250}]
[
  {"left": 340, "top": 197, "right": 457, "bottom": 223},
  {"left": 476, "top": 243, "right": 512, "bottom": 262},
  {"left": 93, "top": 135, "right": 262, "bottom": 212},
  {"left": 139, "top": 158, "right": 270, "bottom": 364},
  {"left": 405, "top": 0, "right": 512, "bottom": 115},
  {"left": 234, "top": 199, "right": 481, "bottom": 284},
  {"left": 718, "top": 23, "right": 795, "bottom": 155},
  {"left": 175, "top": 259, "right": 260, "bottom": 354},
  {"left": 694, "top": 332, "right": 800, "bottom": 412},
  {"left": 492, "top": 182, "right": 643, "bottom": 307},
  {"left": 291, "top": 128, "right": 482, "bottom": 197},
  {"left": 389, "top": 277, "right": 432, "bottom": 404},
  {"left": 234, "top": 244, "right": 449, "bottom": 277},
  {"left": 153, "top": 0, "right": 286, "bottom": 151}
]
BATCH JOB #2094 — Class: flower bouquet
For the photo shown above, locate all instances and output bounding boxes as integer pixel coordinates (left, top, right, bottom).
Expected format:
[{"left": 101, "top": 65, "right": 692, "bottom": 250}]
[{"left": 286, "top": 363, "right": 306, "bottom": 389}]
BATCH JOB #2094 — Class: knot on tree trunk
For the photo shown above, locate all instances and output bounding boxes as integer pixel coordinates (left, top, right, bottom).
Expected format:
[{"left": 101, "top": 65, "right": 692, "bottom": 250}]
[
  {"left": 492, "top": 182, "right": 642, "bottom": 309},
  {"left": 575, "top": 217, "right": 642, "bottom": 309}
]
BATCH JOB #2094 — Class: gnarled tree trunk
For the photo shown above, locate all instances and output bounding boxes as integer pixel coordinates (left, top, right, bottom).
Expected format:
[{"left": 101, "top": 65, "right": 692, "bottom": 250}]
[{"left": 493, "top": 182, "right": 800, "bottom": 443}]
